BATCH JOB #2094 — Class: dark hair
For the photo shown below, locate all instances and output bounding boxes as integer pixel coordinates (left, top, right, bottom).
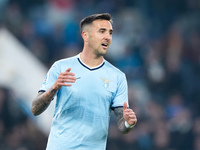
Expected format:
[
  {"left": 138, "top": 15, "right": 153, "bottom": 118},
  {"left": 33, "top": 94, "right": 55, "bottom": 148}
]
[{"left": 80, "top": 13, "right": 112, "bottom": 33}]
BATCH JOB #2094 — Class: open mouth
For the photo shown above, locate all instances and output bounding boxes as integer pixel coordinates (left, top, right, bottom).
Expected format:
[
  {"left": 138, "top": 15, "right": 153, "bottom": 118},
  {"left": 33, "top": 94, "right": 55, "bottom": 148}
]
[{"left": 101, "top": 43, "right": 108, "bottom": 49}]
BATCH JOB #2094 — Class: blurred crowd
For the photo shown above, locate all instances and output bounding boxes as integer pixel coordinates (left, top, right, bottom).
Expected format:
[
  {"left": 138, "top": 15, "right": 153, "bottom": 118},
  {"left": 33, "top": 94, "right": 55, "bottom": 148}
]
[
  {"left": 1, "top": 0, "right": 200, "bottom": 150},
  {"left": 0, "top": 86, "right": 47, "bottom": 150}
]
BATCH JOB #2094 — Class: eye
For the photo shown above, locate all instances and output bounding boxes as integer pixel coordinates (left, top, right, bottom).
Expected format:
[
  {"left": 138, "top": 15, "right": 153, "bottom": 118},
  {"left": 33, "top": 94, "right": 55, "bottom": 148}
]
[{"left": 99, "top": 30, "right": 105, "bottom": 33}]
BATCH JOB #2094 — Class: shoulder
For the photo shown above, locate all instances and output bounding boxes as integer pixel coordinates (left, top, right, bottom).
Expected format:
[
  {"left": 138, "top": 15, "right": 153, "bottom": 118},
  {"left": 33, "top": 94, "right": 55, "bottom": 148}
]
[
  {"left": 51, "top": 55, "right": 79, "bottom": 70},
  {"left": 104, "top": 59, "right": 125, "bottom": 77},
  {"left": 55, "top": 55, "right": 79, "bottom": 65},
  {"left": 48, "top": 55, "right": 79, "bottom": 73}
]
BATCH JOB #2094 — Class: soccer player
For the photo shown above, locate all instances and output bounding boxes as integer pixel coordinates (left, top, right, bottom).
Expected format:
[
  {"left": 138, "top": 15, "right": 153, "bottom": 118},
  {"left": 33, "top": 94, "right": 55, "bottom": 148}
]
[{"left": 31, "top": 13, "right": 137, "bottom": 150}]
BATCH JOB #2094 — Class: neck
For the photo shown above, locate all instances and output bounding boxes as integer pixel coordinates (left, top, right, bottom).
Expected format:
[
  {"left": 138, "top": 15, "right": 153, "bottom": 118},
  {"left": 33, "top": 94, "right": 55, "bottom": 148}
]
[{"left": 80, "top": 50, "right": 104, "bottom": 68}]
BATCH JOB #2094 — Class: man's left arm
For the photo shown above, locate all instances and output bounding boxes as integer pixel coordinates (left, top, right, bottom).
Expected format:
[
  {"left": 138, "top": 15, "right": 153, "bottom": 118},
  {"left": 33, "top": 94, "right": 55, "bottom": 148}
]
[{"left": 113, "top": 102, "right": 137, "bottom": 134}]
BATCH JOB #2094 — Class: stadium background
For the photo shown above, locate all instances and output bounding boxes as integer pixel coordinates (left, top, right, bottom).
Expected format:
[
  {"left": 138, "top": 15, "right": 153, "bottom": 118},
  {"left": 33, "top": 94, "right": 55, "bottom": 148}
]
[{"left": 0, "top": 0, "right": 200, "bottom": 150}]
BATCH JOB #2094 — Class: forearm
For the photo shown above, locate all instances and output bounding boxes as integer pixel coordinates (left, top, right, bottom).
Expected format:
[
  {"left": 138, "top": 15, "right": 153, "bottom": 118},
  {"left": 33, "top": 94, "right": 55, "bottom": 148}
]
[
  {"left": 113, "top": 108, "right": 133, "bottom": 134},
  {"left": 117, "top": 117, "right": 133, "bottom": 134},
  {"left": 31, "top": 87, "right": 57, "bottom": 116}
]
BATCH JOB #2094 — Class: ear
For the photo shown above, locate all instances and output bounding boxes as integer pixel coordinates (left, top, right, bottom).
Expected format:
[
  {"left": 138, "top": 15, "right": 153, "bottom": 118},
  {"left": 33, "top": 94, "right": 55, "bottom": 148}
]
[{"left": 82, "top": 31, "right": 89, "bottom": 42}]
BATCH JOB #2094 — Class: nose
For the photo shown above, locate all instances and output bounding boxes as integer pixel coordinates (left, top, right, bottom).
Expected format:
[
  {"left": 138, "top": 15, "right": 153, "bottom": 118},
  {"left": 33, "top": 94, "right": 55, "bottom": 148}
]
[{"left": 105, "top": 32, "right": 112, "bottom": 41}]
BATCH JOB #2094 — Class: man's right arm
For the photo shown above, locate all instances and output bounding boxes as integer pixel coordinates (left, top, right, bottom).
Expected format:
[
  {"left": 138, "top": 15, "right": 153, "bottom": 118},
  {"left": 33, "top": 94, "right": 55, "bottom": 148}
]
[
  {"left": 31, "top": 87, "right": 58, "bottom": 116},
  {"left": 31, "top": 68, "right": 76, "bottom": 116}
]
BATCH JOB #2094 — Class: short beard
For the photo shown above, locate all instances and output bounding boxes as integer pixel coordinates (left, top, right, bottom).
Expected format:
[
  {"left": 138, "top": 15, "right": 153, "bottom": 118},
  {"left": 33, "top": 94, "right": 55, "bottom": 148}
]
[
  {"left": 94, "top": 48, "right": 108, "bottom": 57},
  {"left": 95, "top": 51, "right": 106, "bottom": 58}
]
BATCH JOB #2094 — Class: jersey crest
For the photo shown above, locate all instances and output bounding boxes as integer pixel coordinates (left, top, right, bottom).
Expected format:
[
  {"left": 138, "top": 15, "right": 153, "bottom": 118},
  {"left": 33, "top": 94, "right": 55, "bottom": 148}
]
[{"left": 100, "top": 77, "right": 112, "bottom": 88}]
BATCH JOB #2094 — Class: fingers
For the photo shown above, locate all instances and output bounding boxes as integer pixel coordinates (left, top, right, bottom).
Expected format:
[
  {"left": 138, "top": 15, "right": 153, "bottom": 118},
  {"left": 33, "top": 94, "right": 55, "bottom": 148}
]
[
  {"left": 58, "top": 75, "right": 76, "bottom": 82},
  {"left": 128, "top": 118, "right": 137, "bottom": 126},
  {"left": 59, "top": 69, "right": 76, "bottom": 83},
  {"left": 125, "top": 111, "right": 137, "bottom": 126},
  {"left": 123, "top": 103, "right": 137, "bottom": 126},
  {"left": 60, "top": 68, "right": 75, "bottom": 76},
  {"left": 65, "top": 68, "right": 71, "bottom": 72},
  {"left": 127, "top": 112, "right": 136, "bottom": 118},
  {"left": 124, "top": 109, "right": 136, "bottom": 118},
  {"left": 123, "top": 102, "right": 127, "bottom": 111},
  {"left": 53, "top": 68, "right": 77, "bottom": 89}
]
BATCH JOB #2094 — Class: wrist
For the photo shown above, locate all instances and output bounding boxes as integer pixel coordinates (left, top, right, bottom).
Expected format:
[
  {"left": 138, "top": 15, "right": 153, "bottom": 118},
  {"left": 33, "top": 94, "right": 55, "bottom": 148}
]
[{"left": 125, "top": 121, "right": 135, "bottom": 129}]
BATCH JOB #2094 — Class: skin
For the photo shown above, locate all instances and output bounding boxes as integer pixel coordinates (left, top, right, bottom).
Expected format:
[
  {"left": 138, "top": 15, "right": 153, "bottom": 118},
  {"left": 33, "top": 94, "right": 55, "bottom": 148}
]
[
  {"left": 80, "top": 20, "right": 113, "bottom": 67},
  {"left": 31, "top": 19, "right": 137, "bottom": 133}
]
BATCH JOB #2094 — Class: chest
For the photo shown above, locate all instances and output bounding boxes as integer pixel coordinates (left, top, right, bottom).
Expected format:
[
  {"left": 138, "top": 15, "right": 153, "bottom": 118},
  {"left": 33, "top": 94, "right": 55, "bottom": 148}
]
[{"left": 57, "top": 65, "right": 118, "bottom": 111}]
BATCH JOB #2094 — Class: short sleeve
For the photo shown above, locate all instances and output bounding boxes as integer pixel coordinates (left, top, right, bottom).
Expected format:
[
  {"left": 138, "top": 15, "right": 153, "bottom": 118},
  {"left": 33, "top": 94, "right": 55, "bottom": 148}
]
[
  {"left": 111, "top": 73, "right": 129, "bottom": 109},
  {"left": 39, "top": 62, "right": 60, "bottom": 92}
]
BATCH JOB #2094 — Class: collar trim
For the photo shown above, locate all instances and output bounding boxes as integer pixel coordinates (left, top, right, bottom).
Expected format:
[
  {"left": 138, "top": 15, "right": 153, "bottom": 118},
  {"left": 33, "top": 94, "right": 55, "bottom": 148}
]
[{"left": 77, "top": 54, "right": 105, "bottom": 71}]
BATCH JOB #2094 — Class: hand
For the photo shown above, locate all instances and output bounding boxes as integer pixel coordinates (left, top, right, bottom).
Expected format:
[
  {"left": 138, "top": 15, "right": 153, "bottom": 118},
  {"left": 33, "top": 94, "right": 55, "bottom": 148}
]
[
  {"left": 53, "top": 68, "right": 77, "bottom": 90},
  {"left": 123, "top": 102, "right": 137, "bottom": 126}
]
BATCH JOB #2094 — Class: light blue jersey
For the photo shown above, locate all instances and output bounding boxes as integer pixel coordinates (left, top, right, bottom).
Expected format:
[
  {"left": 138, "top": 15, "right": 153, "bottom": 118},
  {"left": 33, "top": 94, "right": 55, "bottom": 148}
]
[{"left": 39, "top": 54, "right": 128, "bottom": 150}]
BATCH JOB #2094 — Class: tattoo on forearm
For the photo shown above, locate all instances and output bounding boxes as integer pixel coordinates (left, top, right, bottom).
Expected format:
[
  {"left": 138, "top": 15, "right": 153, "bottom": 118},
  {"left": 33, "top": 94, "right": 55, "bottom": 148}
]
[
  {"left": 32, "top": 97, "right": 50, "bottom": 116},
  {"left": 113, "top": 107, "right": 132, "bottom": 134},
  {"left": 43, "top": 87, "right": 58, "bottom": 101},
  {"left": 32, "top": 87, "right": 58, "bottom": 116}
]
